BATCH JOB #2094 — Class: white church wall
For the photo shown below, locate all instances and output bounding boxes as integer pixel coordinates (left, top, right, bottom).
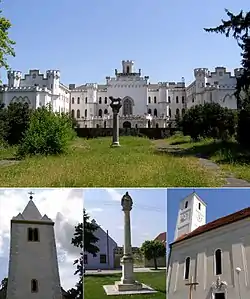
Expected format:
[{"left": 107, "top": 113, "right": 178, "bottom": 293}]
[{"left": 168, "top": 218, "right": 250, "bottom": 299}]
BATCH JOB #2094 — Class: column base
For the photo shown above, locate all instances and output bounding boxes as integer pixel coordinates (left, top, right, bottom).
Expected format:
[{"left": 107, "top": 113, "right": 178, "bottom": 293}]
[
  {"left": 111, "top": 142, "right": 120, "bottom": 147},
  {"left": 115, "top": 281, "right": 143, "bottom": 292}
]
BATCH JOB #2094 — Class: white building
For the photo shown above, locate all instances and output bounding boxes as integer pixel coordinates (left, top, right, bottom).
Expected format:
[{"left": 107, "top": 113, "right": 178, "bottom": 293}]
[
  {"left": 167, "top": 192, "right": 250, "bottom": 299},
  {"left": 84, "top": 219, "right": 117, "bottom": 270},
  {"left": 0, "top": 69, "right": 70, "bottom": 114},
  {"left": 1, "top": 61, "right": 243, "bottom": 128},
  {"left": 6, "top": 196, "right": 62, "bottom": 299}
]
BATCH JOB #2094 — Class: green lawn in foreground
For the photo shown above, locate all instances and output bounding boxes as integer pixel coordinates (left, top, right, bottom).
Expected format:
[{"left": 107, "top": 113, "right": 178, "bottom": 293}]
[
  {"left": 166, "top": 135, "right": 250, "bottom": 183},
  {"left": 84, "top": 272, "right": 166, "bottom": 299},
  {"left": 0, "top": 136, "right": 223, "bottom": 187}
]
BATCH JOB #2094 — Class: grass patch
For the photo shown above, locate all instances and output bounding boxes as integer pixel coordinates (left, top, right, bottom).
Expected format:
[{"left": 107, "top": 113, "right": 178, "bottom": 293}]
[
  {"left": 84, "top": 272, "right": 166, "bottom": 299},
  {"left": 166, "top": 135, "right": 250, "bottom": 182},
  {"left": 0, "top": 136, "right": 223, "bottom": 187}
]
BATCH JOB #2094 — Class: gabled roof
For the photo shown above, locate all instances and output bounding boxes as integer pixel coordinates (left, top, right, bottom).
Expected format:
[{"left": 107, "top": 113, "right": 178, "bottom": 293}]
[
  {"left": 171, "top": 207, "right": 250, "bottom": 246},
  {"left": 19, "top": 200, "right": 42, "bottom": 220},
  {"left": 154, "top": 232, "right": 167, "bottom": 244}
]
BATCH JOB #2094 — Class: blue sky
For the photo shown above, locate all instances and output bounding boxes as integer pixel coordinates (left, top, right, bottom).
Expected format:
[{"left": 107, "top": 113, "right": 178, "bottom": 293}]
[
  {"left": 0, "top": 188, "right": 83, "bottom": 290},
  {"left": 84, "top": 188, "right": 167, "bottom": 247},
  {"left": 167, "top": 188, "right": 250, "bottom": 245},
  {"left": 1, "top": 0, "right": 249, "bottom": 86}
]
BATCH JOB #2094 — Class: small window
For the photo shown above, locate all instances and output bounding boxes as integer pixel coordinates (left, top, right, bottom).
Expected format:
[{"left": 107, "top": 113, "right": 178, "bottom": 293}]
[
  {"left": 176, "top": 96, "right": 179, "bottom": 103},
  {"left": 168, "top": 96, "right": 171, "bottom": 103},
  {"left": 84, "top": 109, "right": 87, "bottom": 118},
  {"left": 33, "top": 228, "right": 39, "bottom": 242},
  {"left": 184, "top": 257, "right": 190, "bottom": 280},
  {"left": 28, "top": 228, "right": 33, "bottom": 241},
  {"left": 148, "top": 96, "right": 151, "bottom": 104},
  {"left": 182, "top": 96, "right": 185, "bottom": 103},
  {"left": 176, "top": 108, "right": 180, "bottom": 116},
  {"left": 154, "top": 108, "right": 157, "bottom": 117},
  {"left": 77, "top": 97, "right": 80, "bottom": 104},
  {"left": 185, "top": 201, "right": 188, "bottom": 209},
  {"left": 104, "top": 109, "right": 108, "bottom": 114},
  {"left": 28, "top": 228, "right": 39, "bottom": 242},
  {"left": 31, "top": 279, "right": 38, "bottom": 293},
  {"left": 156, "top": 123, "right": 159, "bottom": 128},
  {"left": 32, "top": 74, "right": 36, "bottom": 79},
  {"left": 192, "top": 98, "right": 194, "bottom": 103},
  {"left": 85, "top": 97, "right": 87, "bottom": 104},
  {"left": 148, "top": 108, "right": 152, "bottom": 115},
  {"left": 98, "top": 109, "right": 102, "bottom": 117},
  {"left": 104, "top": 121, "right": 106, "bottom": 128},
  {"left": 154, "top": 96, "right": 157, "bottom": 103},
  {"left": 84, "top": 254, "right": 88, "bottom": 264},
  {"left": 96, "top": 124, "right": 99, "bottom": 128},
  {"left": 215, "top": 249, "right": 222, "bottom": 275},
  {"left": 126, "top": 66, "right": 130, "bottom": 73},
  {"left": 71, "top": 109, "right": 75, "bottom": 118},
  {"left": 77, "top": 109, "right": 80, "bottom": 118},
  {"left": 182, "top": 108, "right": 185, "bottom": 115},
  {"left": 169, "top": 108, "right": 171, "bottom": 117},
  {"left": 198, "top": 202, "right": 201, "bottom": 210},
  {"left": 100, "top": 254, "right": 107, "bottom": 264},
  {"left": 104, "top": 97, "right": 107, "bottom": 104},
  {"left": 72, "top": 97, "right": 74, "bottom": 104},
  {"left": 99, "top": 97, "right": 102, "bottom": 104}
]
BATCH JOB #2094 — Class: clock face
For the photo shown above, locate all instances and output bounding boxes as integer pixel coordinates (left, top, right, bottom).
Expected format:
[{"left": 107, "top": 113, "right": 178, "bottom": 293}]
[
  {"left": 197, "top": 213, "right": 203, "bottom": 222},
  {"left": 180, "top": 212, "right": 188, "bottom": 222}
]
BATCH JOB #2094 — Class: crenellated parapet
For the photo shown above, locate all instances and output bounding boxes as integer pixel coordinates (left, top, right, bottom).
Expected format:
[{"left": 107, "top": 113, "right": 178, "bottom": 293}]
[
  {"left": 194, "top": 68, "right": 210, "bottom": 78},
  {"left": 46, "top": 70, "right": 60, "bottom": 79}
]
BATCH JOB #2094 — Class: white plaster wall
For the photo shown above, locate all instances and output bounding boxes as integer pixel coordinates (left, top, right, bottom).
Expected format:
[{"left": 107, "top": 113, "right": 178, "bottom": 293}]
[
  {"left": 3, "top": 90, "right": 37, "bottom": 109},
  {"left": 168, "top": 218, "right": 250, "bottom": 299},
  {"left": 84, "top": 226, "right": 117, "bottom": 270},
  {"left": 7, "top": 221, "right": 62, "bottom": 299}
]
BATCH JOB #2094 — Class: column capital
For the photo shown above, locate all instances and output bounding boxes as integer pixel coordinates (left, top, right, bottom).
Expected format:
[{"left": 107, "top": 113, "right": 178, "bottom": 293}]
[{"left": 121, "top": 192, "right": 133, "bottom": 211}]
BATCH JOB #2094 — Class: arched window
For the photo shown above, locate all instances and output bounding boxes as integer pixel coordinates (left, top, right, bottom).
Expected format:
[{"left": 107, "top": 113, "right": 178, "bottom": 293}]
[
  {"left": 176, "top": 96, "right": 179, "bottom": 103},
  {"left": 185, "top": 201, "right": 188, "bottom": 208},
  {"left": 71, "top": 109, "right": 75, "bottom": 118},
  {"left": 148, "top": 96, "right": 151, "bottom": 104},
  {"left": 28, "top": 228, "right": 33, "bottom": 241},
  {"left": 182, "top": 108, "right": 185, "bottom": 116},
  {"left": 72, "top": 97, "right": 74, "bottom": 104},
  {"left": 77, "top": 97, "right": 80, "bottom": 104},
  {"left": 96, "top": 124, "right": 99, "bottom": 128},
  {"left": 104, "top": 109, "right": 108, "bottom": 114},
  {"left": 148, "top": 120, "right": 151, "bottom": 128},
  {"left": 148, "top": 109, "right": 152, "bottom": 115},
  {"left": 77, "top": 109, "right": 80, "bottom": 118},
  {"left": 182, "top": 96, "right": 185, "bottom": 103},
  {"left": 85, "top": 97, "right": 87, "bottom": 104},
  {"left": 33, "top": 228, "right": 39, "bottom": 242},
  {"left": 156, "top": 123, "right": 159, "bottom": 128},
  {"left": 98, "top": 109, "right": 103, "bottom": 117},
  {"left": 184, "top": 257, "right": 190, "bottom": 280},
  {"left": 104, "top": 97, "right": 107, "bottom": 104},
  {"left": 168, "top": 96, "right": 171, "bottom": 103},
  {"left": 154, "top": 96, "right": 157, "bottom": 104},
  {"left": 99, "top": 97, "right": 102, "bottom": 104},
  {"left": 169, "top": 108, "right": 171, "bottom": 117},
  {"left": 215, "top": 249, "right": 222, "bottom": 275},
  {"left": 104, "top": 121, "right": 106, "bottom": 128},
  {"left": 126, "top": 66, "right": 130, "bottom": 73},
  {"left": 176, "top": 108, "right": 180, "bottom": 116},
  {"left": 84, "top": 109, "right": 87, "bottom": 118},
  {"left": 31, "top": 279, "right": 38, "bottom": 293},
  {"left": 154, "top": 108, "right": 157, "bottom": 117},
  {"left": 123, "top": 98, "right": 133, "bottom": 115}
]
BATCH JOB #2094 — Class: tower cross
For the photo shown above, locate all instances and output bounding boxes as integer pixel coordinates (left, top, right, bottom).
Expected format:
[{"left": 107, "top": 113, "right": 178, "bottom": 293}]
[
  {"left": 185, "top": 276, "right": 199, "bottom": 299},
  {"left": 28, "top": 191, "right": 34, "bottom": 199}
]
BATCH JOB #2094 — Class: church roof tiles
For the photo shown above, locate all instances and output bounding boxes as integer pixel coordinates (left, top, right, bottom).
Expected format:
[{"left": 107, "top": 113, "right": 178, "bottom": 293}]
[{"left": 172, "top": 207, "right": 250, "bottom": 245}]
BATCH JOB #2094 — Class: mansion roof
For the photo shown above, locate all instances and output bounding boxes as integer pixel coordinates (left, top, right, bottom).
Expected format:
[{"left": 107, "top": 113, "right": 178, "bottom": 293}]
[{"left": 172, "top": 207, "right": 250, "bottom": 246}]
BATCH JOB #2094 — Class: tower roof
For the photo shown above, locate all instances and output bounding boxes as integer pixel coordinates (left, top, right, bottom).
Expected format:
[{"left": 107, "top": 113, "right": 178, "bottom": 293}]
[
  {"left": 183, "top": 191, "right": 207, "bottom": 206},
  {"left": 20, "top": 199, "right": 42, "bottom": 220}
]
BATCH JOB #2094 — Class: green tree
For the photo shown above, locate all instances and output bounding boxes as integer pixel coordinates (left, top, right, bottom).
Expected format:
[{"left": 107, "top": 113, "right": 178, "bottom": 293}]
[
  {"left": 17, "top": 105, "right": 75, "bottom": 157},
  {"left": 84, "top": 209, "right": 99, "bottom": 256},
  {"left": 0, "top": 2, "right": 15, "bottom": 74},
  {"left": 0, "top": 278, "right": 7, "bottom": 299},
  {"left": 6, "top": 102, "right": 32, "bottom": 145},
  {"left": 141, "top": 240, "right": 166, "bottom": 270},
  {"left": 0, "top": 100, "right": 7, "bottom": 145}
]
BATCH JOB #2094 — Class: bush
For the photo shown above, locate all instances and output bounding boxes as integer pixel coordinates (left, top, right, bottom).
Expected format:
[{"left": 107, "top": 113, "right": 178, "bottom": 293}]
[{"left": 17, "top": 106, "right": 75, "bottom": 157}]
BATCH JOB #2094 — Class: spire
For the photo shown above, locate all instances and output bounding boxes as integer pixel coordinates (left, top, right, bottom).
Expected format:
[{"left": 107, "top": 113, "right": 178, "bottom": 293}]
[{"left": 21, "top": 192, "right": 42, "bottom": 220}]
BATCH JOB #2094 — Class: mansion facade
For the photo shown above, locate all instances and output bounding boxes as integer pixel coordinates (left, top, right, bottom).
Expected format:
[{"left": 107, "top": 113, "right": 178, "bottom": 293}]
[{"left": 0, "top": 60, "right": 243, "bottom": 128}]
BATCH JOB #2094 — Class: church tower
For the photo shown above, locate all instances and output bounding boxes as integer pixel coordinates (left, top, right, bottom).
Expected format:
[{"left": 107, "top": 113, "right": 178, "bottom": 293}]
[
  {"left": 6, "top": 193, "right": 62, "bottom": 299},
  {"left": 174, "top": 192, "right": 206, "bottom": 241}
]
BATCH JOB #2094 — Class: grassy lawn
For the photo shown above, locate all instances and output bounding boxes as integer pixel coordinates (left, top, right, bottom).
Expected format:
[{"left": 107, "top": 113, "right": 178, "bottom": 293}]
[
  {"left": 84, "top": 272, "right": 166, "bottom": 299},
  {"left": 166, "top": 134, "right": 250, "bottom": 182},
  {"left": 0, "top": 136, "right": 223, "bottom": 187}
]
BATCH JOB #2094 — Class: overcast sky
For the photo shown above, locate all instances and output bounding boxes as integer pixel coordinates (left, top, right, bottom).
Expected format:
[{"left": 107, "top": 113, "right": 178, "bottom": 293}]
[
  {"left": 84, "top": 188, "right": 167, "bottom": 247},
  {"left": 0, "top": 188, "right": 83, "bottom": 291}
]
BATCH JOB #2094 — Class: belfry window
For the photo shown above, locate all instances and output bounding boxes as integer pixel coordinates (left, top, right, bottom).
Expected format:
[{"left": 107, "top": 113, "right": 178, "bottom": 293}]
[
  {"left": 184, "top": 257, "right": 190, "bottom": 280},
  {"left": 28, "top": 228, "right": 39, "bottom": 242},
  {"left": 185, "top": 201, "right": 188, "bottom": 208},
  {"left": 31, "top": 279, "right": 38, "bottom": 293},
  {"left": 215, "top": 249, "right": 222, "bottom": 275}
]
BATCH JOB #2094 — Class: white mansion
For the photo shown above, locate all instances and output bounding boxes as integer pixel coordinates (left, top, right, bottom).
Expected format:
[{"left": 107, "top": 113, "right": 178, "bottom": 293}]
[{"left": 0, "top": 60, "right": 243, "bottom": 128}]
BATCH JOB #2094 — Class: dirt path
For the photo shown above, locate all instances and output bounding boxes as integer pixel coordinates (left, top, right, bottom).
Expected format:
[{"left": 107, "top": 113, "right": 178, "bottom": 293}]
[{"left": 153, "top": 140, "right": 250, "bottom": 187}]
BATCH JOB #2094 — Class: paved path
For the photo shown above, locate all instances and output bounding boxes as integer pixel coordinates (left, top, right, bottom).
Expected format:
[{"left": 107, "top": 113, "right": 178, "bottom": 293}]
[
  {"left": 154, "top": 140, "right": 250, "bottom": 187},
  {"left": 85, "top": 267, "right": 166, "bottom": 275},
  {"left": 0, "top": 160, "right": 20, "bottom": 167}
]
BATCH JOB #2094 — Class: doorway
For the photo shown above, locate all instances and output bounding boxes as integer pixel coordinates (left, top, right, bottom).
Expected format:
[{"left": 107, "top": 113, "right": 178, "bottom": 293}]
[
  {"left": 214, "top": 293, "right": 225, "bottom": 299},
  {"left": 123, "top": 121, "right": 131, "bottom": 128}
]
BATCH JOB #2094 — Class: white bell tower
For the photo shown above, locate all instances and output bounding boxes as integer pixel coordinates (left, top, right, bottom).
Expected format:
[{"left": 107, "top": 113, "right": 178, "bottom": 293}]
[
  {"left": 6, "top": 193, "right": 62, "bottom": 299},
  {"left": 174, "top": 192, "right": 206, "bottom": 241}
]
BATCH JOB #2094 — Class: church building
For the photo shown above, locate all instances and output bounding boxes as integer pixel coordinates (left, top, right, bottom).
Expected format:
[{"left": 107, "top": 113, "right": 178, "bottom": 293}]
[
  {"left": 167, "top": 192, "right": 250, "bottom": 299},
  {"left": 6, "top": 194, "right": 63, "bottom": 299}
]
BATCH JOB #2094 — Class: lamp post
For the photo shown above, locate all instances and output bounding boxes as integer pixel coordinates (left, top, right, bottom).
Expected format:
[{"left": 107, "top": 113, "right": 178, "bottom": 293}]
[{"left": 109, "top": 97, "right": 122, "bottom": 147}]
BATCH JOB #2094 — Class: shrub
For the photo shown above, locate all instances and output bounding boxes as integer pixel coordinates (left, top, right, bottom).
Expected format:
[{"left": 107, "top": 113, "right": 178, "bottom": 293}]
[
  {"left": 237, "top": 104, "right": 250, "bottom": 148},
  {"left": 17, "top": 106, "right": 75, "bottom": 157}
]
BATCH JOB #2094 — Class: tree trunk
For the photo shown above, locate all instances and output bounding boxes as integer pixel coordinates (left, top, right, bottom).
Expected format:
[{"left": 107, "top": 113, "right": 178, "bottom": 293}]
[{"left": 153, "top": 256, "right": 158, "bottom": 270}]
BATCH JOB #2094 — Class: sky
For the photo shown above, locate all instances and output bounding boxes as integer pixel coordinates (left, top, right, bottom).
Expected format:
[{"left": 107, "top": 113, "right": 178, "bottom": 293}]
[
  {"left": 0, "top": 188, "right": 83, "bottom": 291},
  {"left": 84, "top": 188, "right": 167, "bottom": 247},
  {"left": 167, "top": 188, "right": 250, "bottom": 245},
  {"left": 1, "top": 0, "right": 249, "bottom": 86}
]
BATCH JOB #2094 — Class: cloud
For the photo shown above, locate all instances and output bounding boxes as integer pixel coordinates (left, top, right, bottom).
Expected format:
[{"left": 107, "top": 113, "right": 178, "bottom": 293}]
[
  {"left": 0, "top": 189, "right": 83, "bottom": 290},
  {"left": 104, "top": 188, "right": 123, "bottom": 202}
]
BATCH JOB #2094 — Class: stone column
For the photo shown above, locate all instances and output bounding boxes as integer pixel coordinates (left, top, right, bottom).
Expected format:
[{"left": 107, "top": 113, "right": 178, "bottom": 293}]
[
  {"left": 109, "top": 97, "right": 122, "bottom": 147},
  {"left": 120, "top": 192, "right": 135, "bottom": 284}
]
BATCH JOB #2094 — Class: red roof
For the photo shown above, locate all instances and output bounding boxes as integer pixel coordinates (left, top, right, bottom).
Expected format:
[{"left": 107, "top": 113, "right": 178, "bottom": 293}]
[
  {"left": 172, "top": 207, "right": 250, "bottom": 245},
  {"left": 155, "top": 232, "right": 167, "bottom": 244}
]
